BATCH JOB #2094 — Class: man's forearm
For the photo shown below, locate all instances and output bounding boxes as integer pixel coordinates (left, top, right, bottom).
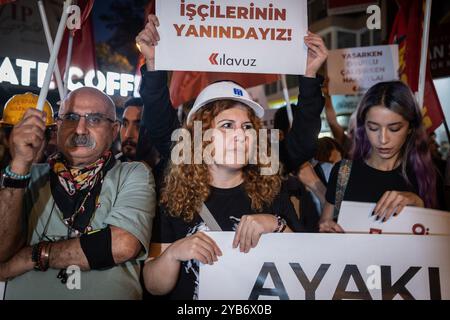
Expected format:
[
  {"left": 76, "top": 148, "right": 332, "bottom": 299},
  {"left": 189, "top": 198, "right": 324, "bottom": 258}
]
[
  {"left": 49, "top": 226, "right": 141, "bottom": 271},
  {"left": 0, "top": 188, "right": 26, "bottom": 262},
  {"left": 48, "top": 238, "right": 90, "bottom": 271},
  {"left": 0, "top": 239, "right": 90, "bottom": 281}
]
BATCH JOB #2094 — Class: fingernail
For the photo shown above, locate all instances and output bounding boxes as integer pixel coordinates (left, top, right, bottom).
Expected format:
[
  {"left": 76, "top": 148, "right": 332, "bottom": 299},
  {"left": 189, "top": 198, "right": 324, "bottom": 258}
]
[
  {"left": 375, "top": 216, "right": 380, "bottom": 221},
  {"left": 382, "top": 217, "right": 386, "bottom": 223},
  {"left": 393, "top": 212, "right": 397, "bottom": 217},
  {"left": 371, "top": 211, "right": 375, "bottom": 216}
]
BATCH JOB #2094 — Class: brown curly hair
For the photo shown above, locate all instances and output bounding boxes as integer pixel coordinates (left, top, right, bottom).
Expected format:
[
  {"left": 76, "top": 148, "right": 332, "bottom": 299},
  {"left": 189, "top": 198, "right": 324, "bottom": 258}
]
[{"left": 161, "top": 100, "right": 282, "bottom": 222}]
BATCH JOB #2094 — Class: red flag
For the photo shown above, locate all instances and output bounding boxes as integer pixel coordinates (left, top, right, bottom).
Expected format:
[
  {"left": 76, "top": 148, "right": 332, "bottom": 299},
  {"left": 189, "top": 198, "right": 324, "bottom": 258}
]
[
  {"left": 422, "top": 64, "right": 446, "bottom": 132},
  {"left": 58, "top": 0, "right": 96, "bottom": 78},
  {"left": 389, "top": 0, "right": 444, "bottom": 133},
  {"left": 327, "top": 0, "right": 377, "bottom": 15},
  {"left": 144, "top": 0, "right": 155, "bottom": 19},
  {"left": 170, "top": 72, "right": 279, "bottom": 107}
]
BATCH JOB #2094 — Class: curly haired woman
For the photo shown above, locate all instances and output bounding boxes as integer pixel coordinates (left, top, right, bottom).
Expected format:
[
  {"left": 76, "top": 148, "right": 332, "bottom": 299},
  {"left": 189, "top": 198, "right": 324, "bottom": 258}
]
[{"left": 137, "top": 15, "right": 328, "bottom": 299}]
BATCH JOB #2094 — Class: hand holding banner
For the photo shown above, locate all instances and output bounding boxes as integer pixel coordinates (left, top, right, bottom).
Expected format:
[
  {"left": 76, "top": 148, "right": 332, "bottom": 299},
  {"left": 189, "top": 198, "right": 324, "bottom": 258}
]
[{"left": 337, "top": 201, "right": 450, "bottom": 235}]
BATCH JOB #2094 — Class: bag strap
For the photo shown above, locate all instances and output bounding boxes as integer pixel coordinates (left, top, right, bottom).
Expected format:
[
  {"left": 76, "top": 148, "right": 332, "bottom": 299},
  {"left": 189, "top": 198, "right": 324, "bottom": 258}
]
[
  {"left": 199, "top": 203, "right": 222, "bottom": 231},
  {"left": 333, "top": 159, "right": 353, "bottom": 220}
]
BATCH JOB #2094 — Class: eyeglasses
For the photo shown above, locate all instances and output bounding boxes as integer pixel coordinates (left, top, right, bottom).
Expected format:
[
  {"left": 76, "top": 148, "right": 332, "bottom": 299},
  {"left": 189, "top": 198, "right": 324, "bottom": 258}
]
[{"left": 58, "top": 112, "right": 116, "bottom": 127}]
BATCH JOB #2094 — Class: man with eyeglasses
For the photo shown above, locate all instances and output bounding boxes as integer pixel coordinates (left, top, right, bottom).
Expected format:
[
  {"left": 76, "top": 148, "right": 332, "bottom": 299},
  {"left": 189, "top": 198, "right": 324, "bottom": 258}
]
[{"left": 0, "top": 87, "right": 156, "bottom": 300}]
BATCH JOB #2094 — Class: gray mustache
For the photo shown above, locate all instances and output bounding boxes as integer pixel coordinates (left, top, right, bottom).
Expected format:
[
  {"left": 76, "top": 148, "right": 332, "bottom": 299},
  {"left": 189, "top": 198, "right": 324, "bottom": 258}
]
[{"left": 67, "top": 134, "right": 96, "bottom": 148}]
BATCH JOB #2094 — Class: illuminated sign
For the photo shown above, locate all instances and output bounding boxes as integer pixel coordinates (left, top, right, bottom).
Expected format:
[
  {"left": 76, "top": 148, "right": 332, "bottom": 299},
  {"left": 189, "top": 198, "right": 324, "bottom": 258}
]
[{"left": 0, "top": 56, "right": 141, "bottom": 97}]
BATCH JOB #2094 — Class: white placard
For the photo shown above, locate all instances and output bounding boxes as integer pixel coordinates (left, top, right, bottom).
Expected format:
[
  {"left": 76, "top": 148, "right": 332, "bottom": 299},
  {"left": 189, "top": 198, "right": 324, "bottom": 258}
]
[
  {"left": 199, "top": 232, "right": 450, "bottom": 300},
  {"left": 155, "top": 0, "right": 308, "bottom": 74},
  {"left": 327, "top": 45, "right": 399, "bottom": 95},
  {"left": 338, "top": 201, "right": 450, "bottom": 235},
  {"left": 0, "top": 282, "right": 4, "bottom": 300}
]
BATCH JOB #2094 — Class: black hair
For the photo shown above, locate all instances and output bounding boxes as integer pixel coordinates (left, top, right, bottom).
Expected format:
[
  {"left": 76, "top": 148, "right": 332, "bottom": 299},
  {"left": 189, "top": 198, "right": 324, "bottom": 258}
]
[
  {"left": 273, "top": 104, "right": 298, "bottom": 137},
  {"left": 123, "top": 97, "right": 143, "bottom": 109}
]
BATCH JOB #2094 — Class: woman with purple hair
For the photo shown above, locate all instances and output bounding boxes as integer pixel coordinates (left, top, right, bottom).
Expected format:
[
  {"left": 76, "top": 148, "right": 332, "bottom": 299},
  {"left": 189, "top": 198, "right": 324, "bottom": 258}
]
[{"left": 319, "top": 81, "right": 437, "bottom": 232}]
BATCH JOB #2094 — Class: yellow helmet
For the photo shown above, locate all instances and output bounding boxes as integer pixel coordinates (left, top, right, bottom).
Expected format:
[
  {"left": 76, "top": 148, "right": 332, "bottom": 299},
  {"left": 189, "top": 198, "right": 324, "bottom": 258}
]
[{"left": 0, "top": 92, "right": 55, "bottom": 127}]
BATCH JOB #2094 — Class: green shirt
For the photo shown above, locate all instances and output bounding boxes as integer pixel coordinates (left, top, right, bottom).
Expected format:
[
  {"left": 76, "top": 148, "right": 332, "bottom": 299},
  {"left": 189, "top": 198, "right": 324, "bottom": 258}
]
[{"left": 5, "top": 161, "right": 155, "bottom": 300}]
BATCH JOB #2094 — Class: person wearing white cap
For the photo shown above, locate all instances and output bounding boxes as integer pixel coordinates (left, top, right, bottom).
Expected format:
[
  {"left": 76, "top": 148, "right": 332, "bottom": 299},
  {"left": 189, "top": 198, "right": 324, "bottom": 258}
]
[{"left": 137, "top": 15, "right": 328, "bottom": 300}]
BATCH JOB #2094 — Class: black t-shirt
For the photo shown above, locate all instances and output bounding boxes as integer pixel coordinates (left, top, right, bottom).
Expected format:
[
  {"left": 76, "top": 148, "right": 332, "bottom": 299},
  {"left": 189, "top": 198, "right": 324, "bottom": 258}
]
[
  {"left": 326, "top": 159, "right": 419, "bottom": 205},
  {"left": 151, "top": 183, "right": 302, "bottom": 300}
]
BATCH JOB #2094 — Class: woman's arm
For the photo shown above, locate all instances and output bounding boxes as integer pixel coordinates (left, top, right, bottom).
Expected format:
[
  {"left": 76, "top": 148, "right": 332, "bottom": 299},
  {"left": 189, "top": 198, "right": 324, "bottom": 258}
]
[
  {"left": 143, "top": 233, "right": 222, "bottom": 295},
  {"left": 282, "top": 33, "right": 328, "bottom": 172},
  {"left": 319, "top": 202, "right": 344, "bottom": 233},
  {"left": 136, "top": 15, "right": 180, "bottom": 163}
]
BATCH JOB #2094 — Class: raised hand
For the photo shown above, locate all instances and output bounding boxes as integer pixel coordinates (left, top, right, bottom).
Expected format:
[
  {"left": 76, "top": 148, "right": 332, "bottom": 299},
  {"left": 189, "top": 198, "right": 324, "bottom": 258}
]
[
  {"left": 304, "top": 31, "right": 328, "bottom": 78},
  {"left": 9, "top": 108, "right": 47, "bottom": 175},
  {"left": 135, "top": 14, "right": 160, "bottom": 71}
]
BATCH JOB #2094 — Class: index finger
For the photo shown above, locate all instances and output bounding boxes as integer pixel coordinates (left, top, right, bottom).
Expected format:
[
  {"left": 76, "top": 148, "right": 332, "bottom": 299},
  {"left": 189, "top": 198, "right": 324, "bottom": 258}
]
[
  {"left": 374, "top": 191, "right": 391, "bottom": 215},
  {"left": 148, "top": 14, "right": 160, "bottom": 27},
  {"left": 197, "top": 231, "right": 222, "bottom": 256}
]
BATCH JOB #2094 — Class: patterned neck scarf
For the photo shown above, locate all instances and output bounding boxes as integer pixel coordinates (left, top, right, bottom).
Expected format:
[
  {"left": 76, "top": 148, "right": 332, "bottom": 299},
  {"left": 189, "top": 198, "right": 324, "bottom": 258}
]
[{"left": 48, "top": 151, "right": 115, "bottom": 236}]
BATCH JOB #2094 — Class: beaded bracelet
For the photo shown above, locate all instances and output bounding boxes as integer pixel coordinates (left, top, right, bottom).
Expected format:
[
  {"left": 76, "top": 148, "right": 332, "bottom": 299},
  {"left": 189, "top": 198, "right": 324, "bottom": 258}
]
[
  {"left": 5, "top": 165, "right": 31, "bottom": 180},
  {"left": 274, "top": 215, "right": 287, "bottom": 233},
  {"left": 32, "top": 241, "right": 51, "bottom": 271}
]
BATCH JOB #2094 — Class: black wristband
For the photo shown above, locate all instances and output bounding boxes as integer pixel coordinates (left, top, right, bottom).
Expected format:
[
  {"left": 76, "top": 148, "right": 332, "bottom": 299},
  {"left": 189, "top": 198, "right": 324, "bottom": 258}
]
[
  {"left": 79, "top": 226, "right": 115, "bottom": 270},
  {"left": 31, "top": 243, "right": 40, "bottom": 265},
  {"left": 0, "top": 172, "right": 30, "bottom": 189}
]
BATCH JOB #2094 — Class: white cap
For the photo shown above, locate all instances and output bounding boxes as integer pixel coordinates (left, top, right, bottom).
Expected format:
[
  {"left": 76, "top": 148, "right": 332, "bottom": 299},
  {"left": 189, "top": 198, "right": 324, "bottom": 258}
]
[{"left": 186, "top": 81, "right": 264, "bottom": 124}]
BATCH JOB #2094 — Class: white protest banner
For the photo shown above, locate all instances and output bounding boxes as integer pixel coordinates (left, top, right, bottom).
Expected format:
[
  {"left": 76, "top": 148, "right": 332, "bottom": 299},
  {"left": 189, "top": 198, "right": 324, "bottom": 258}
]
[
  {"left": 327, "top": 45, "right": 399, "bottom": 95},
  {"left": 199, "top": 232, "right": 450, "bottom": 300},
  {"left": 155, "top": 0, "right": 308, "bottom": 74},
  {"left": 337, "top": 201, "right": 450, "bottom": 235}
]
